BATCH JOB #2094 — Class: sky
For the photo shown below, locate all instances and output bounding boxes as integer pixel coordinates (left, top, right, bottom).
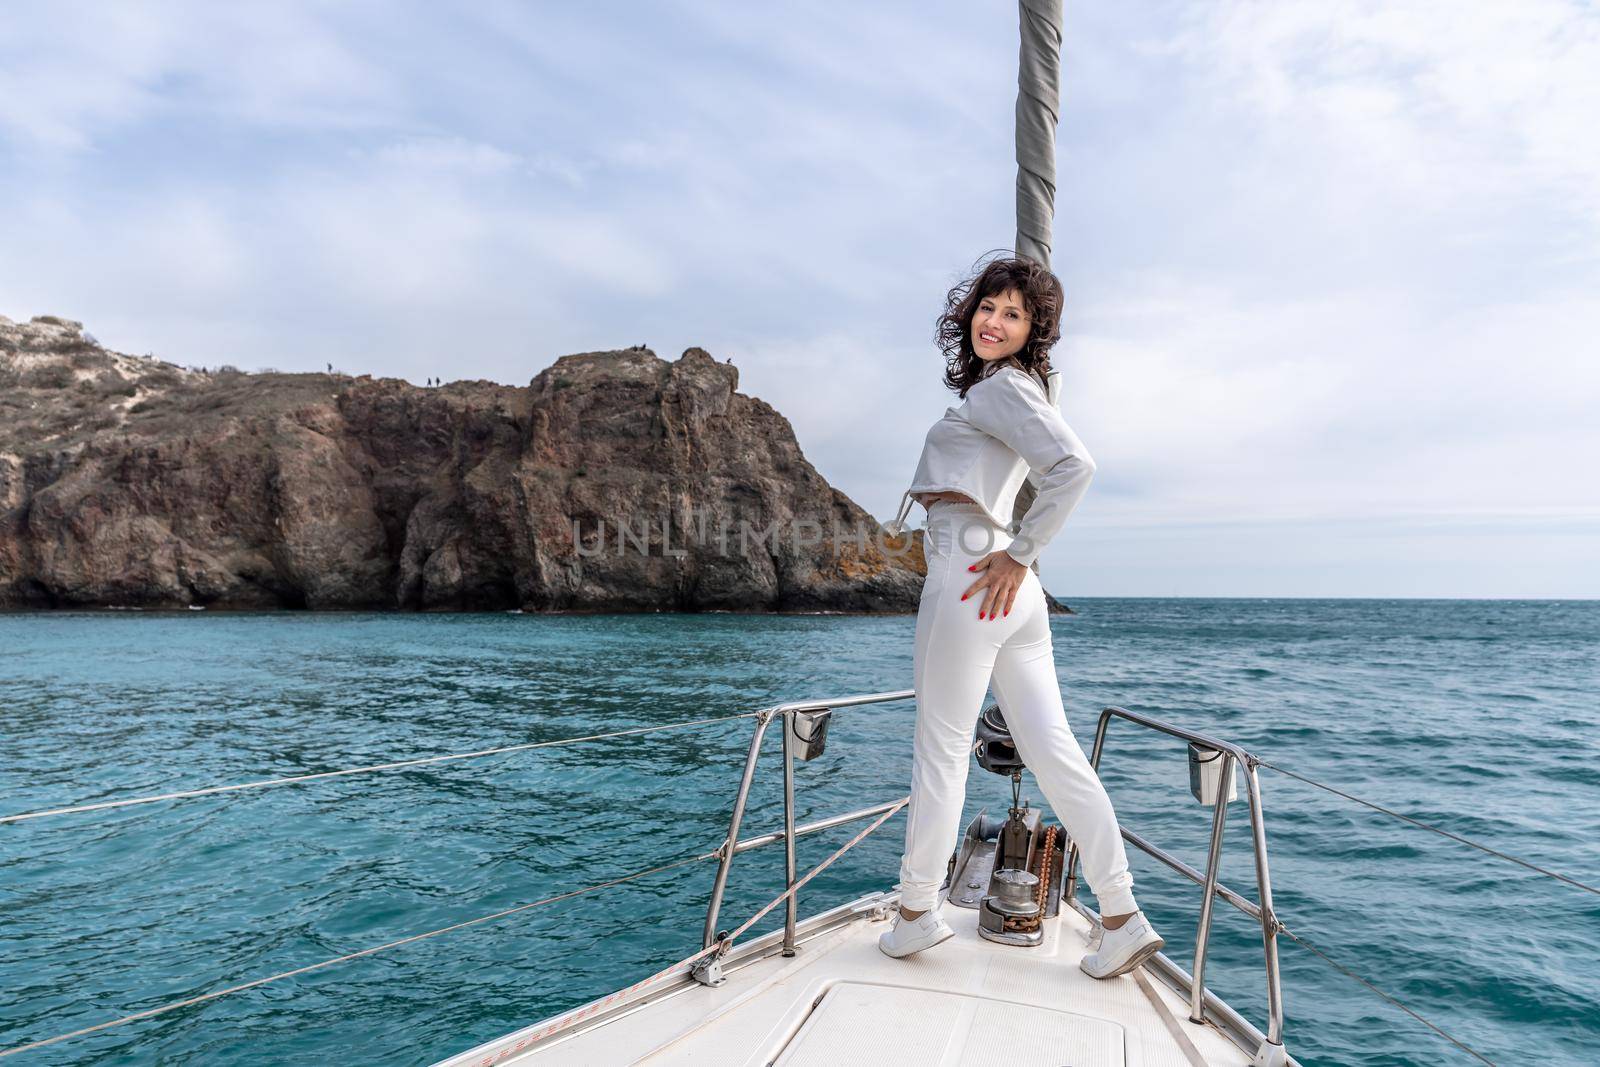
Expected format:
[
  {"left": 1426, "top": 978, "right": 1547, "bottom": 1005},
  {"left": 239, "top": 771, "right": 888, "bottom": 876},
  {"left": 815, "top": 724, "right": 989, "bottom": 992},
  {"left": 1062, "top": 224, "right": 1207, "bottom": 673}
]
[{"left": 2, "top": 0, "right": 1597, "bottom": 598}]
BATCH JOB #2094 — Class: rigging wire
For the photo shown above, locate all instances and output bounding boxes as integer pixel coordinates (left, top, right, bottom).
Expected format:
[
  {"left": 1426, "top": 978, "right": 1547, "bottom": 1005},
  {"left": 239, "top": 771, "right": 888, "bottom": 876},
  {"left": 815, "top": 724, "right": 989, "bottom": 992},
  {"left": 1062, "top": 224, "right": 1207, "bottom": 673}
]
[
  {"left": 1278, "top": 923, "right": 1497, "bottom": 1066},
  {"left": 719, "top": 798, "right": 907, "bottom": 944},
  {"left": 1, "top": 801, "right": 909, "bottom": 1060},
  {"left": 1, "top": 711, "right": 762, "bottom": 826},
  {"left": 1259, "top": 760, "right": 1598, "bottom": 897},
  {"left": 0, "top": 846, "right": 722, "bottom": 1060},
  {"left": 8, "top": 720, "right": 1581, "bottom": 1064},
  {"left": 460, "top": 797, "right": 909, "bottom": 1058}
]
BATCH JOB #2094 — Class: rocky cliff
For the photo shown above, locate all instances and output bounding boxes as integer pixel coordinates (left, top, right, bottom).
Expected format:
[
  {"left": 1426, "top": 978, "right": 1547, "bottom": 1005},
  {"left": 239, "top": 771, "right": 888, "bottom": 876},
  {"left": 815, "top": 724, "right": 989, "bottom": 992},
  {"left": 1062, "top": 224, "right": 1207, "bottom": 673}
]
[{"left": 1, "top": 315, "right": 948, "bottom": 612}]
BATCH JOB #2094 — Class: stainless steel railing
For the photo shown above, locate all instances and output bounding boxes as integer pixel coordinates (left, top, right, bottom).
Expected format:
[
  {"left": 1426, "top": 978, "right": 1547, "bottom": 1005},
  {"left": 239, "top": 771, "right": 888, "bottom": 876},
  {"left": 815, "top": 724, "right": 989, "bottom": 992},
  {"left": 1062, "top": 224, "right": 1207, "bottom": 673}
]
[
  {"left": 698, "top": 693, "right": 1290, "bottom": 1064},
  {"left": 700, "top": 688, "right": 915, "bottom": 954},
  {"left": 1063, "top": 706, "right": 1287, "bottom": 1066}
]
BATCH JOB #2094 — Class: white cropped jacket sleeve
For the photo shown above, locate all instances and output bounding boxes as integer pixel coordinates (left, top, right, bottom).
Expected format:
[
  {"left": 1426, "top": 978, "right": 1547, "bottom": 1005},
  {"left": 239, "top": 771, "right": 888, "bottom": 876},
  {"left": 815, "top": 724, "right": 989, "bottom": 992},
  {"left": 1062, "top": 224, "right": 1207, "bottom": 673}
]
[{"left": 961, "top": 368, "right": 1097, "bottom": 567}]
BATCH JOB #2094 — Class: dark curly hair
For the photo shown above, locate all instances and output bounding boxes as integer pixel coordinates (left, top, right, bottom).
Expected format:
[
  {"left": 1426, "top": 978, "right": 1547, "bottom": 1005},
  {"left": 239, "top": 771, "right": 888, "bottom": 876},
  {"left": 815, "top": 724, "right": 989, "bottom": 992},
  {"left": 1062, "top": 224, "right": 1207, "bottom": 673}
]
[{"left": 935, "top": 250, "right": 1064, "bottom": 398}]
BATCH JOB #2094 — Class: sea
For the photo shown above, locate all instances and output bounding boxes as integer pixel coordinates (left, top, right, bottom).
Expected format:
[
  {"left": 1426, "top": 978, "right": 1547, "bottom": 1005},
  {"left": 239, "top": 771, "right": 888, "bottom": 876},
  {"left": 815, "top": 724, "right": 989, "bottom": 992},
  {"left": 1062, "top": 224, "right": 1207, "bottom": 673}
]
[{"left": 2, "top": 599, "right": 1597, "bottom": 1066}]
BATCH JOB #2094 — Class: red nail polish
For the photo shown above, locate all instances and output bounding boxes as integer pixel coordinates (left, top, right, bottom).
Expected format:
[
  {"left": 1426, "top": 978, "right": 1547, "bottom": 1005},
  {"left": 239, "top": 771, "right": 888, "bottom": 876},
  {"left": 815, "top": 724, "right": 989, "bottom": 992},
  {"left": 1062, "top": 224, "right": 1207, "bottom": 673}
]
[
  {"left": 968, "top": 564, "right": 975, "bottom": 571},
  {"left": 960, "top": 593, "right": 967, "bottom": 600},
  {"left": 1003, "top": 608, "right": 1009, "bottom": 616}
]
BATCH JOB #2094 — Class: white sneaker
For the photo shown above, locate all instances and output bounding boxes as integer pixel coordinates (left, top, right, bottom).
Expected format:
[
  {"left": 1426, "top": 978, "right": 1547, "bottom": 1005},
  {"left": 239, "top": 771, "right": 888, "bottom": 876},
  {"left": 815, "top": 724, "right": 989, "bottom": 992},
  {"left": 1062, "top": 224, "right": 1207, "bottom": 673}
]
[
  {"left": 877, "top": 907, "right": 955, "bottom": 958},
  {"left": 1079, "top": 911, "right": 1164, "bottom": 979}
]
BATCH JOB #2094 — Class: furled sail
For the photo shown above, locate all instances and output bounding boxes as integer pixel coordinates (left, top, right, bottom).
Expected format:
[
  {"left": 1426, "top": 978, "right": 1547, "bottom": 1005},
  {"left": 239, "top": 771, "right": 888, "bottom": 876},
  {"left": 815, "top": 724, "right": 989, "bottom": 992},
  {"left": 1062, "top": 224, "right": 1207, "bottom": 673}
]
[{"left": 1010, "top": 0, "right": 1065, "bottom": 559}]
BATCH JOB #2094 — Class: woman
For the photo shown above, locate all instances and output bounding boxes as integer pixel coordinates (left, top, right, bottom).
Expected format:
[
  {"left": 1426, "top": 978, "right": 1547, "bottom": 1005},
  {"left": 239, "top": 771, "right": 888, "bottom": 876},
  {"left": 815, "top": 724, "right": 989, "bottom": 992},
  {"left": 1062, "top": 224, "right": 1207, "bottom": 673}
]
[{"left": 876, "top": 254, "right": 1164, "bottom": 980}]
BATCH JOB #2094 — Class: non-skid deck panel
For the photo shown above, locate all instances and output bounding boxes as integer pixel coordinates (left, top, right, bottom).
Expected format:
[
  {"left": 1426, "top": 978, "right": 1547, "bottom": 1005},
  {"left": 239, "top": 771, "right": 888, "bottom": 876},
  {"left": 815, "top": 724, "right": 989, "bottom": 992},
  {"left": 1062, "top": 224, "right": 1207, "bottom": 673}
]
[
  {"left": 492, "top": 896, "right": 1252, "bottom": 1067},
  {"left": 773, "top": 983, "right": 1125, "bottom": 1066}
]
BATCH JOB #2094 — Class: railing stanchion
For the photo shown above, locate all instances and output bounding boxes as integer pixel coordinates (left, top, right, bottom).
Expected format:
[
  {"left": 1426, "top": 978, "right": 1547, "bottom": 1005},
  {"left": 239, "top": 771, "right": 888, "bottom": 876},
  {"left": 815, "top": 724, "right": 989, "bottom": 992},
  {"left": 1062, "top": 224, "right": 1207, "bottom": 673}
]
[
  {"left": 1246, "top": 761, "right": 1286, "bottom": 1051},
  {"left": 1189, "top": 751, "right": 1235, "bottom": 1024},
  {"left": 1065, "top": 709, "right": 1114, "bottom": 905},
  {"left": 781, "top": 709, "right": 799, "bottom": 956},
  {"left": 699, "top": 689, "right": 915, "bottom": 953},
  {"left": 1076, "top": 706, "right": 1288, "bottom": 1060},
  {"left": 703, "top": 710, "right": 775, "bottom": 949}
]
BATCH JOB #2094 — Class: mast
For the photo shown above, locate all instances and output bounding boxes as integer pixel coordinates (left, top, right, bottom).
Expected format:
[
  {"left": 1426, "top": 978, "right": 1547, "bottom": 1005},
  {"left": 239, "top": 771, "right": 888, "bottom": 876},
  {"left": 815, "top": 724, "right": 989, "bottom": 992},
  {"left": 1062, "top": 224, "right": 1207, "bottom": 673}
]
[
  {"left": 1010, "top": 0, "right": 1065, "bottom": 574},
  {"left": 1014, "top": 0, "right": 1063, "bottom": 268}
]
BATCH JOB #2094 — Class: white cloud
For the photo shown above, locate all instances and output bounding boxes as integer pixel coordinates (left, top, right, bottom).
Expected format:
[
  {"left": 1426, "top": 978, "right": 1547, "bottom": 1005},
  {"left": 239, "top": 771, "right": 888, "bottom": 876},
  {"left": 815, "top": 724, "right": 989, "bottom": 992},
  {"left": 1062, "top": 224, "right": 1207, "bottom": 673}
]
[
  {"left": 369, "top": 137, "right": 519, "bottom": 176},
  {"left": 0, "top": 0, "right": 1596, "bottom": 594},
  {"left": 1065, "top": 277, "right": 1600, "bottom": 525},
  {"left": 0, "top": 1, "right": 402, "bottom": 151},
  {"left": 1172, "top": 0, "right": 1600, "bottom": 228}
]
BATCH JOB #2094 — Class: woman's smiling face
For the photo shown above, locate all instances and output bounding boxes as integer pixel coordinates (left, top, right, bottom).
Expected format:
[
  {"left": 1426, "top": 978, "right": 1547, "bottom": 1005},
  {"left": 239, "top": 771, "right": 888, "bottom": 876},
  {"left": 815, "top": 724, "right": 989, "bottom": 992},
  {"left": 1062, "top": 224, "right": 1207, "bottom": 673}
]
[{"left": 972, "top": 287, "right": 1031, "bottom": 362}]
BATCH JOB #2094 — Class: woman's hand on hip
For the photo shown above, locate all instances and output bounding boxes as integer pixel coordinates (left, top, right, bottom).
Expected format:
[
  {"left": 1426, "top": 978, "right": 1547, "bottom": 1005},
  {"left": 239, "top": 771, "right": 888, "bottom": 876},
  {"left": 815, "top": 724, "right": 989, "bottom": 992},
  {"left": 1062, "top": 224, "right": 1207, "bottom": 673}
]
[{"left": 962, "top": 550, "right": 1029, "bottom": 620}]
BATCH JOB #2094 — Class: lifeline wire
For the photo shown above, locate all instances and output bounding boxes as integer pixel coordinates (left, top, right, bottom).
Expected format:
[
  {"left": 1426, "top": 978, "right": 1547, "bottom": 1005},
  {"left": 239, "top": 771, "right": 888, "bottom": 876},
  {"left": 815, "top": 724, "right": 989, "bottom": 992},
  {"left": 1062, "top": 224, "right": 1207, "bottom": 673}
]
[
  {"left": 1279, "top": 923, "right": 1496, "bottom": 1066},
  {"left": 0, "top": 847, "right": 722, "bottom": 1060},
  {"left": 1260, "top": 760, "right": 1599, "bottom": 897},
  {"left": 474, "top": 796, "right": 910, "bottom": 1059},
  {"left": 1, "top": 711, "right": 762, "bottom": 825},
  {"left": 720, "top": 797, "right": 908, "bottom": 943}
]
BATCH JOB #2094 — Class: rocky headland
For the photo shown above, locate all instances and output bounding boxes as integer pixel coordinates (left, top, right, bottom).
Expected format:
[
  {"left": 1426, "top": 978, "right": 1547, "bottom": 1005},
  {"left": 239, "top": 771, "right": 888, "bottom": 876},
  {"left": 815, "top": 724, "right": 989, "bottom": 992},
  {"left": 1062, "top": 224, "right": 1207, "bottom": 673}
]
[{"left": 0, "top": 315, "right": 1071, "bottom": 613}]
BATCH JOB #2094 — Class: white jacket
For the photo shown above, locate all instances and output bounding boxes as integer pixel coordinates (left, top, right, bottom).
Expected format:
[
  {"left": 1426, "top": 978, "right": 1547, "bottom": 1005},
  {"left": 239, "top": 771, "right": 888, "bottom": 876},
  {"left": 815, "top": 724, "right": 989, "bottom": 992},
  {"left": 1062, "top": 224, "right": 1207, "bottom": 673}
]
[{"left": 884, "top": 363, "right": 1096, "bottom": 568}]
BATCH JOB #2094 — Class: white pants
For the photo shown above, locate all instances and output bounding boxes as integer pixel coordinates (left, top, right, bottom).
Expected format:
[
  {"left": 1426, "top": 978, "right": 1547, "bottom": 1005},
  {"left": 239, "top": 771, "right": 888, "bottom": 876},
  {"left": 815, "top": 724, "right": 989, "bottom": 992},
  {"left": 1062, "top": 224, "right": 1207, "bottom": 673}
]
[{"left": 896, "top": 500, "right": 1138, "bottom": 916}]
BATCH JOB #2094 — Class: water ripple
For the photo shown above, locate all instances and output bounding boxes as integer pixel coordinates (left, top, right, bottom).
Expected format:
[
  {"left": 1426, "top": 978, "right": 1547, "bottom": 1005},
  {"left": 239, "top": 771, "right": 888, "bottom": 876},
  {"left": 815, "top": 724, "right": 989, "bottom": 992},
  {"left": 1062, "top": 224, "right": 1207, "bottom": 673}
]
[{"left": 1, "top": 600, "right": 1597, "bottom": 1065}]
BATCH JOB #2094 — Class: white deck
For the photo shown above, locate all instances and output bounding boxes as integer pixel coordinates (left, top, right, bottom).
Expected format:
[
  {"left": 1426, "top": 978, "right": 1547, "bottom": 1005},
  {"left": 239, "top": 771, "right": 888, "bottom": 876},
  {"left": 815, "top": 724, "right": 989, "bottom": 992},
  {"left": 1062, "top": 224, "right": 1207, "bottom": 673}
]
[{"left": 438, "top": 891, "right": 1254, "bottom": 1067}]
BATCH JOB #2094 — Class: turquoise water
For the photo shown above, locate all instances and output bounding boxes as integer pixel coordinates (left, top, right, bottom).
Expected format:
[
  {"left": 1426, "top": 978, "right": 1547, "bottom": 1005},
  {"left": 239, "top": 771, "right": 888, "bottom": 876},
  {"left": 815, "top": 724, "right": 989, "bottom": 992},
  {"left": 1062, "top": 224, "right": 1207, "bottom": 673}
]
[{"left": 2, "top": 600, "right": 1597, "bottom": 1065}]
